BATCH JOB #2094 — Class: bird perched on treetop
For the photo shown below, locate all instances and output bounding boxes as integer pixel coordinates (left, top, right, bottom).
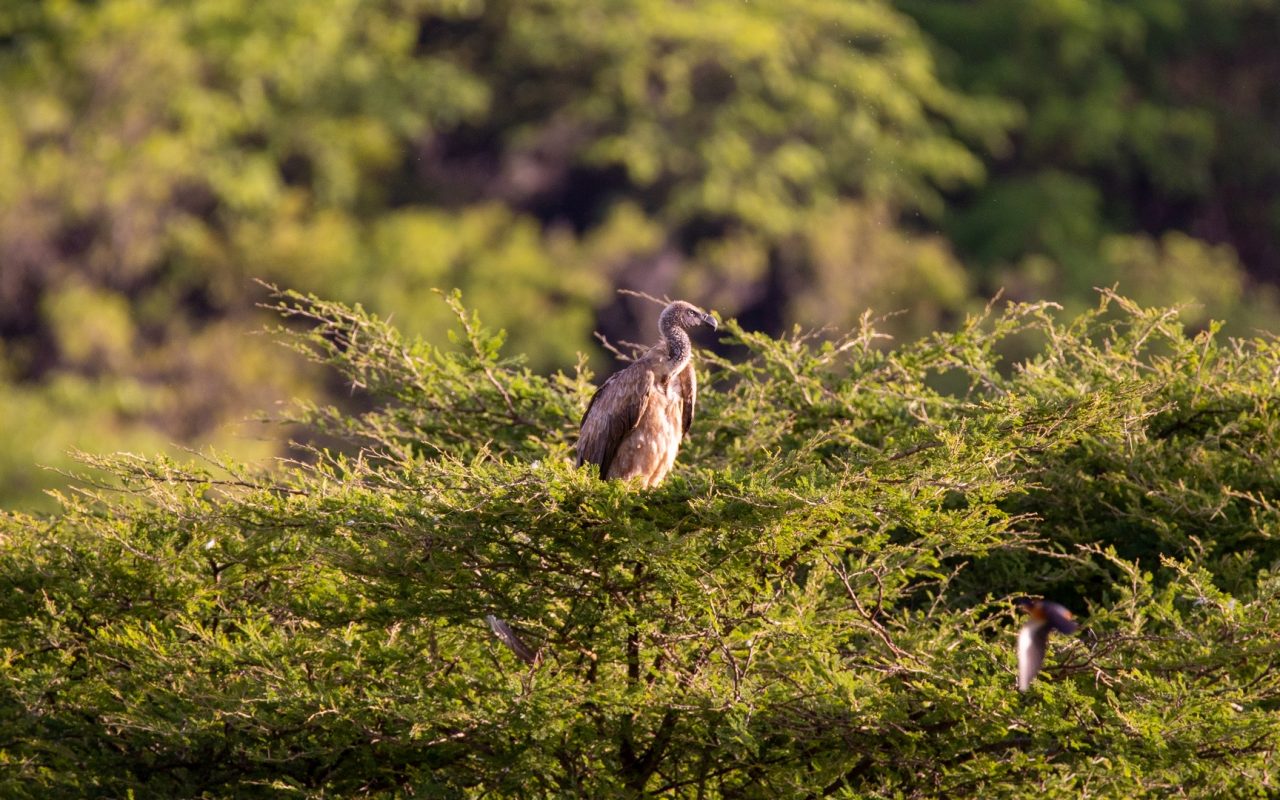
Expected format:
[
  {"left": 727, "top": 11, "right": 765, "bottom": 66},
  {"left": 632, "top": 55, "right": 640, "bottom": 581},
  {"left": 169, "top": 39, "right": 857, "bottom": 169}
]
[
  {"left": 488, "top": 301, "right": 715, "bottom": 666},
  {"left": 576, "top": 300, "right": 718, "bottom": 487},
  {"left": 1014, "top": 597, "right": 1079, "bottom": 692}
]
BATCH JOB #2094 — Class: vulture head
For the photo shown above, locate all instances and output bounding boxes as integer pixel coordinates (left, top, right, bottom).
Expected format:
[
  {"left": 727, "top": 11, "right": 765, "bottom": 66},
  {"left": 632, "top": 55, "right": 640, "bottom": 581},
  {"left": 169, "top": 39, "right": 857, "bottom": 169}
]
[
  {"left": 660, "top": 300, "right": 718, "bottom": 335},
  {"left": 657, "top": 300, "right": 717, "bottom": 371}
]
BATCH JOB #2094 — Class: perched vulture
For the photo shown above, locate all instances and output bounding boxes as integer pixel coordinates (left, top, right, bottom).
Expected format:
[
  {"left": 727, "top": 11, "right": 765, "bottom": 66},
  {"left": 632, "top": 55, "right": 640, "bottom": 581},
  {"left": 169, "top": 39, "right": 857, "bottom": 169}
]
[
  {"left": 488, "top": 301, "right": 715, "bottom": 665},
  {"left": 1014, "top": 598, "right": 1079, "bottom": 691},
  {"left": 577, "top": 300, "right": 718, "bottom": 487}
]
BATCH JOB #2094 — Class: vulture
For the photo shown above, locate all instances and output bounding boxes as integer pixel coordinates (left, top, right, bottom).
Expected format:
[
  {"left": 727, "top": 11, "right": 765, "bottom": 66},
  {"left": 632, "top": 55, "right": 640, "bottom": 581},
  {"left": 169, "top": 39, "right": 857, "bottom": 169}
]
[
  {"left": 486, "top": 301, "right": 715, "bottom": 665},
  {"left": 576, "top": 300, "right": 718, "bottom": 487},
  {"left": 1014, "top": 597, "right": 1079, "bottom": 691}
]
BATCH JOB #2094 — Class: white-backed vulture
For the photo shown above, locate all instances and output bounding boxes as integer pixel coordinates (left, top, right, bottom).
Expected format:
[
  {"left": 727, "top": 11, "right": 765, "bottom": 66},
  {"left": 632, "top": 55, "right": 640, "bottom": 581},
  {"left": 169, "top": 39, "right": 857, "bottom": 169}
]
[
  {"left": 576, "top": 300, "right": 718, "bottom": 487},
  {"left": 488, "top": 302, "right": 715, "bottom": 665}
]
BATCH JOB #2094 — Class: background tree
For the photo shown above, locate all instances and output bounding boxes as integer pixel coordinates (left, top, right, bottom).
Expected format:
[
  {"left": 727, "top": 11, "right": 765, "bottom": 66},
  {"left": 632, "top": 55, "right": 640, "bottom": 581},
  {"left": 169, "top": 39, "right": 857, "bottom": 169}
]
[
  {"left": 899, "top": 0, "right": 1280, "bottom": 314},
  {"left": 1, "top": 0, "right": 1278, "bottom": 514}
]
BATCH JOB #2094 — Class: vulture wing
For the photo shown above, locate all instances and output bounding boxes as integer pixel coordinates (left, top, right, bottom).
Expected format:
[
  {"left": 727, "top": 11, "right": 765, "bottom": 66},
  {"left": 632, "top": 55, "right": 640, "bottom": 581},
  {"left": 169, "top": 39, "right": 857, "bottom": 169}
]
[
  {"left": 576, "top": 362, "right": 655, "bottom": 478},
  {"left": 676, "top": 361, "right": 697, "bottom": 438}
]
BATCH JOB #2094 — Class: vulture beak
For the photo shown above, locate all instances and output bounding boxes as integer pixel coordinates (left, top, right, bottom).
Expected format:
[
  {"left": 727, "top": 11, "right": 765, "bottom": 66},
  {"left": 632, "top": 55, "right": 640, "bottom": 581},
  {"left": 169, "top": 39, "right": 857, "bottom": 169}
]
[{"left": 702, "top": 312, "right": 718, "bottom": 331}]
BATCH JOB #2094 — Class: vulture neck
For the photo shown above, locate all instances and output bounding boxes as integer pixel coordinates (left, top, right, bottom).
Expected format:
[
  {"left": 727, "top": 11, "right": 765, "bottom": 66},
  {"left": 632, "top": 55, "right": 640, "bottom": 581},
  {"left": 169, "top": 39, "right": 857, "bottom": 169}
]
[{"left": 660, "top": 317, "right": 692, "bottom": 373}]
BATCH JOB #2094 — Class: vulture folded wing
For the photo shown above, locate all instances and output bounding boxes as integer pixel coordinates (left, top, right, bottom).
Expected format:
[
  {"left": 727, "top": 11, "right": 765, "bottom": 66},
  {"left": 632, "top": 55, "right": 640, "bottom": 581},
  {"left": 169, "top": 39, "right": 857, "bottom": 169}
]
[
  {"left": 577, "top": 364, "right": 655, "bottom": 478},
  {"left": 676, "top": 362, "right": 696, "bottom": 438}
]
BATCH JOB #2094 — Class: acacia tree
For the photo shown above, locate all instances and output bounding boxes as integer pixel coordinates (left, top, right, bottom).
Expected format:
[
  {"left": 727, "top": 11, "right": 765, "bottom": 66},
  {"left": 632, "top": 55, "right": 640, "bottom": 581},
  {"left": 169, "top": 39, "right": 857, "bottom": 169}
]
[{"left": 2, "top": 291, "right": 1279, "bottom": 797}]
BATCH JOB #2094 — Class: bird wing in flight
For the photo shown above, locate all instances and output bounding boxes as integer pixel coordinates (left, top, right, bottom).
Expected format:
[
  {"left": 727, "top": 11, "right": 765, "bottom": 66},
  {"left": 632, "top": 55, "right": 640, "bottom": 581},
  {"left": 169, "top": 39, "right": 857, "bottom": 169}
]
[
  {"left": 1043, "top": 602, "right": 1079, "bottom": 635},
  {"left": 1017, "top": 621, "right": 1049, "bottom": 692}
]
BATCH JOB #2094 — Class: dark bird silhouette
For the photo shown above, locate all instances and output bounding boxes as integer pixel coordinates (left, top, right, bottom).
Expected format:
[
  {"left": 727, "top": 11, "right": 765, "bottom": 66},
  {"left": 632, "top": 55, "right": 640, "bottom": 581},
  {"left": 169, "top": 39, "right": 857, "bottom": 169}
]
[
  {"left": 485, "top": 614, "right": 539, "bottom": 665},
  {"left": 1014, "top": 598, "right": 1079, "bottom": 691},
  {"left": 576, "top": 300, "right": 718, "bottom": 486}
]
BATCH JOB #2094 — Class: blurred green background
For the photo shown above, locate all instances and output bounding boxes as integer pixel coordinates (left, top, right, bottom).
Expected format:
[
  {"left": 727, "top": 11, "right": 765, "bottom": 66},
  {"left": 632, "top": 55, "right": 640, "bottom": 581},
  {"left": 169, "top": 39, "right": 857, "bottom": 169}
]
[{"left": 3, "top": 0, "right": 1279, "bottom": 510}]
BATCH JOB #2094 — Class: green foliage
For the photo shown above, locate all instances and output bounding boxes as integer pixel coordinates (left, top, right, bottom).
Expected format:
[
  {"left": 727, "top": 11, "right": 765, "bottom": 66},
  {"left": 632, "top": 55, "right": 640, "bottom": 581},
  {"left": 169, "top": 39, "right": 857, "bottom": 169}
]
[
  {"left": 902, "top": 0, "right": 1280, "bottom": 323},
  {"left": 490, "top": 0, "right": 1013, "bottom": 227},
  {"left": 0, "top": 0, "right": 1030, "bottom": 509},
  {"left": 3, "top": 293, "right": 1279, "bottom": 797}
]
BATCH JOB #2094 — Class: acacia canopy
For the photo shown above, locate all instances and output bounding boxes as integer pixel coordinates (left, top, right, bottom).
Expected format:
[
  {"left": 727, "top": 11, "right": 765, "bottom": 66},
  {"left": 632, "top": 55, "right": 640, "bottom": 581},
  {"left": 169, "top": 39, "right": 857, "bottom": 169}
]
[{"left": 2, "top": 291, "right": 1279, "bottom": 797}]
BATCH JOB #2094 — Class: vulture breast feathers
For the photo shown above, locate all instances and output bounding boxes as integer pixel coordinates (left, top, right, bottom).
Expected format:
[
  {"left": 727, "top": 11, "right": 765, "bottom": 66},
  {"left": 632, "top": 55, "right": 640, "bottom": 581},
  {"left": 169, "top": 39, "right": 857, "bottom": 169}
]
[{"left": 576, "top": 301, "right": 717, "bottom": 487}]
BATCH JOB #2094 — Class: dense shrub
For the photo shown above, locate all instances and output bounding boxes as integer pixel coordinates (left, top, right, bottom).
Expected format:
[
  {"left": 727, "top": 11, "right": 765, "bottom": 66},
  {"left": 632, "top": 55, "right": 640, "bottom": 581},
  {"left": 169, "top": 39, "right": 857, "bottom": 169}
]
[{"left": 2, "top": 291, "right": 1278, "bottom": 797}]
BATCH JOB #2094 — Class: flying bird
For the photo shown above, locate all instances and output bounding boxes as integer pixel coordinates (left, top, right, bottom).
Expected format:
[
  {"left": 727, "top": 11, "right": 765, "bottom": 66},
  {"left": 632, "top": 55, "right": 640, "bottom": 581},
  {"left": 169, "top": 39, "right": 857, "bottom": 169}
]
[
  {"left": 577, "top": 300, "right": 718, "bottom": 487},
  {"left": 1014, "top": 597, "right": 1079, "bottom": 692}
]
